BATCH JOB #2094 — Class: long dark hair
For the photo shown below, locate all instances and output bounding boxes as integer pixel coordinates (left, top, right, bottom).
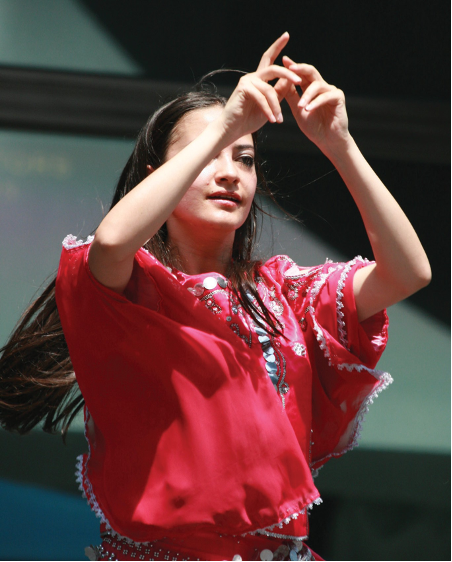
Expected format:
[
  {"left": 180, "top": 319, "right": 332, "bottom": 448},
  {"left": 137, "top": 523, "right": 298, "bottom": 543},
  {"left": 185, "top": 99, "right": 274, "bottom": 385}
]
[{"left": 0, "top": 83, "right": 284, "bottom": 439}]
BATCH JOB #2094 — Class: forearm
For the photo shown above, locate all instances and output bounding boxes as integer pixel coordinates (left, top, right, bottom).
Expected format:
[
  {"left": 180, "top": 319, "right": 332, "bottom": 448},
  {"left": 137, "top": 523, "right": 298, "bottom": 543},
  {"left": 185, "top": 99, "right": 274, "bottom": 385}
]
[
  {"left": 325, "top": 135, "right": 431, "bottom": 296},
  {"left": 93, "top": 119, "right": 228, "bottom": 260}
]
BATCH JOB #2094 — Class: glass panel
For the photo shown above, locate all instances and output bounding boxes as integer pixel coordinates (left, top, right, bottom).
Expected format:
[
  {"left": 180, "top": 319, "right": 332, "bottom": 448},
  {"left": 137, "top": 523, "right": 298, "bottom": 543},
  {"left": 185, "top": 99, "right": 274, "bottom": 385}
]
[
  {"left": 0, "top": 0, "right": 142, "bottom": 74},
  {"left": 0, "top": 129, "right": 134, "bottom": 345}
]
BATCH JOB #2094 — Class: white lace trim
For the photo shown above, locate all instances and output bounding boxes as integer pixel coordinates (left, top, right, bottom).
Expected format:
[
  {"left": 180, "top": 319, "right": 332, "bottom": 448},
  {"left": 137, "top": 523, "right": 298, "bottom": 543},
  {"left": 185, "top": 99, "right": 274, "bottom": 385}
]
[
  {"left": 306, "top": 264, "right": 342, "bottom": 367},
  {"left": 255, "top": 530, "right": 309, "bottom": 541},
  {"left": 337, "top": 365, "right": 393, "bottom": 453},
  {"left": 242, "top": 497, "right": 323, "bottom": 538},
  {"left": 336, "top": 256, "right": 370, "bottom": 350},
  {"left": 77, "top": 408, "right": 109, "bottom": 527},
  {"left": 77, "top": 408, "right": 143, "bottom": 545},
  {"left": 76, "top": 448, "right": 154, "bottom": 545},
  {"left": 310, "top": 265, "right": 338, "bottom": 302},
  {"left": 311, "top": 465, "right": 323, "bottom": 479},
  {"left": 313, "top": 368, "right": 393, "bottom": 470},
  {"left": 309, "top": 258, "right": 393, "bottom": 465},
  {"left": 62, "top": 234, "right": 94, "bottom": 249}
]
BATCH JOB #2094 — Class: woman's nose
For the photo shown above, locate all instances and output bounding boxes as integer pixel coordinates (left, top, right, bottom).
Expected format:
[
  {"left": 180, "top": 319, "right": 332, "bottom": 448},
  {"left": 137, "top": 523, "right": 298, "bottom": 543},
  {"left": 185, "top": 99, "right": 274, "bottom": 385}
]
[{"left": 214, "top": 156, "right": 239, "bottom": 183}]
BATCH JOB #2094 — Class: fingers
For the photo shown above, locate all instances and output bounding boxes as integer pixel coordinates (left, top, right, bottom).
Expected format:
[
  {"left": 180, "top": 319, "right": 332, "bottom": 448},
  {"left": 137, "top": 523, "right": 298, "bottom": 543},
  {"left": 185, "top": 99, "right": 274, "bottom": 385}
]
[
  {"left": 257, "top": 32, "right": 290, "bottom": 71},
  {"left": 248, "top": 84, "right": 280, "bottom": 123},
  {"left": 297, "top": 80, "right": 331, "bottom": 109},
  {"left": 250, "top": 76, "right": 283, "bottom": 122},
  {"left": 235, "top": 75, "right": 280, "bottom": 123},
  {"left": 282, "top": 56, "right": 323, "bottom": 82},
  {"left": 249, "top": 66, "right": 301, "bottom": 122},
  {"left": 302, "top": 88, "right": 345, "bottom": 112},
  {"left": 274, "top": 77, "right": 292, "bottom": 102},
  {"left": 258, "top": 64, "right": 302, "bottom": 85},
  {"left": 284, "top": 83, "right": 301, "bottom": 113},
  {"left": 280, "top": 56, "right": 343, "bottom": 112}
]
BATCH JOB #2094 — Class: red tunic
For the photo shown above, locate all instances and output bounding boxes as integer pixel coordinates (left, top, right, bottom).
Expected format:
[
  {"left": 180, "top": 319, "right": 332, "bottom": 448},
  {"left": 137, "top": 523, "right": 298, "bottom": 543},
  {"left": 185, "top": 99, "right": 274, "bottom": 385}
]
[{"left": 55, "top": 235, "right": 390, "bottom": 549}]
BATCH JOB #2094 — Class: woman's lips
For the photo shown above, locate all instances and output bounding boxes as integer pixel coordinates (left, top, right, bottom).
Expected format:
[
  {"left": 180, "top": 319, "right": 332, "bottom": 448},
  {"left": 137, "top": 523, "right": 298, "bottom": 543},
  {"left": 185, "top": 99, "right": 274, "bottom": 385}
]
[
  {"left": 207, "top": 192, "right": 241, "bottom": 207},
  {"left": 208, "top": 197, "right": 240, "bottom": 208}
]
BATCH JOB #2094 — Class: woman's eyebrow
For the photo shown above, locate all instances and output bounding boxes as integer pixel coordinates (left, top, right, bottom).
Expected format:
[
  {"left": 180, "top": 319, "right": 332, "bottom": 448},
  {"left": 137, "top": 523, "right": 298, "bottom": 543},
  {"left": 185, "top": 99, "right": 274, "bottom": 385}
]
[{"left": 234, "top": 144, "right": 255, "bottom": 152}]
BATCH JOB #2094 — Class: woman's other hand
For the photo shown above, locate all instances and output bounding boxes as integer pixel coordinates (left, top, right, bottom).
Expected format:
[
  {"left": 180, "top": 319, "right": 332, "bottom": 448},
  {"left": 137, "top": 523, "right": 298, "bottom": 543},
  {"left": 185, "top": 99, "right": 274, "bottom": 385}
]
[
  {"left": 219, "top": 33, "right": 302, "bottom": 141},
  {"left": 281, "top": 57, "right": 350, "bottom": 156}
]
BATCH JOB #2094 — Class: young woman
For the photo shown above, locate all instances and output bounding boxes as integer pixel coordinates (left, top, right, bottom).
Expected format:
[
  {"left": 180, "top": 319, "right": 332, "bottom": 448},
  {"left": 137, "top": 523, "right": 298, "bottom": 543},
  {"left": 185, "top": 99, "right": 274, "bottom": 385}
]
[{"left": 0, "top": 33, "right": 430, "bottom": 561}]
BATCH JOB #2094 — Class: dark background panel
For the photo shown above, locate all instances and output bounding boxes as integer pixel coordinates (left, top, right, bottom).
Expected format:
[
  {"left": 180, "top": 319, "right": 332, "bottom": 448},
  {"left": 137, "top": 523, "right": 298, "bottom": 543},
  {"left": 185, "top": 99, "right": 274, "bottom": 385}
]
[
  {"left": 259, "top": 148, "right": 450, "bottom": 324},
  {"left": 79, "top": 0, "right": 450, "bottom": 101}
]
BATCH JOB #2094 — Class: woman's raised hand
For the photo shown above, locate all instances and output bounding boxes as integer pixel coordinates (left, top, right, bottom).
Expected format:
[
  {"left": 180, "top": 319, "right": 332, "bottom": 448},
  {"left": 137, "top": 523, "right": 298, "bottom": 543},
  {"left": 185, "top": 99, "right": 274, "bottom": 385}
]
[
  {"left": 281, "top": 56, "right": 350, "bottom": 155},
  {"left": 219, "top": 33, "right": 302, "bottom": 141}
]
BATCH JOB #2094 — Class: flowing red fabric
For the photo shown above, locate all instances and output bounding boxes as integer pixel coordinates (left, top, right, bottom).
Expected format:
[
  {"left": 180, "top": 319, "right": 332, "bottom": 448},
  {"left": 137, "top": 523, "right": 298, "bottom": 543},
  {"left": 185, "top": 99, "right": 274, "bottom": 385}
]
[{"left": 55, "top": 237, "right": 390, "bottom": 544}]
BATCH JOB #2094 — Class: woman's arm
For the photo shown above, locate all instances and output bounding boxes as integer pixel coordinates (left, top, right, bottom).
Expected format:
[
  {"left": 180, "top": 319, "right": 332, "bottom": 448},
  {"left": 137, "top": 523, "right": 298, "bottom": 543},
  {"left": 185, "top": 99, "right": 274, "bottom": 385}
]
[
  {"left": 324, "top": 137, "right": 431, "bottom": 322},
  {"left": 89, "top": 119, "right": 230, "bottom": 292},
  {"left": 281, "top": 59, "right": 431, "bottom": 321},
  {"left": 89, "top": 33, "right": 301, "bottom": 293}
]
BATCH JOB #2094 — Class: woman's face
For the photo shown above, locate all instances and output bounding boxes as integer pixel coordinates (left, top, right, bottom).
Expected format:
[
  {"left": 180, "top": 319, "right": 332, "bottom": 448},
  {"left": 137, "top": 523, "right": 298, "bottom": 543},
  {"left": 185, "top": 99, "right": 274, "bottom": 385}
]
[{"left": 165, "top": 106, "right": 257, "bottom": 238}]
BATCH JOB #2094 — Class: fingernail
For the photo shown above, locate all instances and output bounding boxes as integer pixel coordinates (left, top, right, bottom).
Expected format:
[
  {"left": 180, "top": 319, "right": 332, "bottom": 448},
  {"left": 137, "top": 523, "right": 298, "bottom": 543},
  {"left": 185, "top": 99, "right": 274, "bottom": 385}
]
[
  {"left": 299, "top": 98, "right": 306, "bottom": 107},
  {"left": 305, "top": 103, "right": 312, "bottom": 111},
  {"left": 277, "top": 113, "right": 283, "bottom": 123}
]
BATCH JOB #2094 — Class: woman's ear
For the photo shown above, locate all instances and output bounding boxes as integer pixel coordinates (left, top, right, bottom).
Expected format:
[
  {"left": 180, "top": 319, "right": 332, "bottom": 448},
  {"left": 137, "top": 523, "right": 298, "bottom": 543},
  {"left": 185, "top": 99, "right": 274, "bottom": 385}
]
[{"left": 146, "top": 165, "right": 154, "bottom": 176}]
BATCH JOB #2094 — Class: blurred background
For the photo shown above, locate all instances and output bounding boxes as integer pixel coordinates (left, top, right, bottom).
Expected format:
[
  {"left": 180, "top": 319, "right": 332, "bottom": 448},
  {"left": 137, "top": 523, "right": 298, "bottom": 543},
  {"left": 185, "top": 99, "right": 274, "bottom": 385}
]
[{"left": 0, "top": 0, "right": 450, "bottom": 560}]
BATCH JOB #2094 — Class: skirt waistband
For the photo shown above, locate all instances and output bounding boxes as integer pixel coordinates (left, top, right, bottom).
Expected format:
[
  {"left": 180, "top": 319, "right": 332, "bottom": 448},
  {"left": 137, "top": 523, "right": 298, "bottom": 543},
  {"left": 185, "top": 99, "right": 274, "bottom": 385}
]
[{"left": 85, "top": 530, "right": 319, "bottom": 561}]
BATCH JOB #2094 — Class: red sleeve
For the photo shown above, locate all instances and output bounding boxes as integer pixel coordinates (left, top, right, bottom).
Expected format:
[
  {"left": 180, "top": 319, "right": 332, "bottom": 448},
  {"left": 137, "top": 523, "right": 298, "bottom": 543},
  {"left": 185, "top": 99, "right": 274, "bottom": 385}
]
[
  {"left": 313, "top": 257, "right": 388, "bottom": 369},
  {"left": 270, "top": 256, "right": 392, "bottom": 470}
]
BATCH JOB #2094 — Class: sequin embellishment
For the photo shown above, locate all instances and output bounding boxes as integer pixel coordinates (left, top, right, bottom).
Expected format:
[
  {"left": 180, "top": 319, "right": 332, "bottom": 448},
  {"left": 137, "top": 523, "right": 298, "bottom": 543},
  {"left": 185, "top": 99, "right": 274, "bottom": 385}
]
[
  {"left": 292, "top": 342, "right": 306, "bottom": 357},
  {"left": 254, "top": 321, "right": 289, "bottom": 407}
]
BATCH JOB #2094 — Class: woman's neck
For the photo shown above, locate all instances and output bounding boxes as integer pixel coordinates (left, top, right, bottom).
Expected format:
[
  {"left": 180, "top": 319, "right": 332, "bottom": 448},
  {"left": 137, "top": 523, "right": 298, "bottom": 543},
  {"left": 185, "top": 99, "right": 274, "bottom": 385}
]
[{"left": 167, "top": 226, "right": 235, "bottom": 276}]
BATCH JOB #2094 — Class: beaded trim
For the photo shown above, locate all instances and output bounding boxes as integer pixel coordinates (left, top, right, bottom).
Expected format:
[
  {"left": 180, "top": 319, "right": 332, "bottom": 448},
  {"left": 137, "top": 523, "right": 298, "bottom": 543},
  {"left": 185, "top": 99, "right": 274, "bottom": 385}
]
[
  {"left": 242, "top": 497, "right": 322, "bottom": 539},
  {"left": 336, "top": 256, "right": 370, "bottom": 350},
  {"left": 62, "top": 234, "right": 94, "bottom": 249},
  {"left": 307, "top": 258, "right": 393, "bottom": 465},
  {"left": 337, "top": 366, "right": 393, "bottom": 453},
  {"left": 306, "top": 264, "right": 342, "bottom": 367},
  {"left": 76, "top": 408, "right": 109, "bottom": 528},
  {"left": 76, "top": 409, "right": 153, "bottom": 546}
]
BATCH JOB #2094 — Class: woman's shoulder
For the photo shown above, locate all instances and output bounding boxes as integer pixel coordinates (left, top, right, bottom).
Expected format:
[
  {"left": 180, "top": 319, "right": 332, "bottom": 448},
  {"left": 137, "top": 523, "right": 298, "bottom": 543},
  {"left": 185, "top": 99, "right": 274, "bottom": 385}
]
[
  {"left": 262, "top": 254, "right": 330, "bottom": 279},
  {"left": 60, "top": 234, "right": 165, "bottom": 269}
]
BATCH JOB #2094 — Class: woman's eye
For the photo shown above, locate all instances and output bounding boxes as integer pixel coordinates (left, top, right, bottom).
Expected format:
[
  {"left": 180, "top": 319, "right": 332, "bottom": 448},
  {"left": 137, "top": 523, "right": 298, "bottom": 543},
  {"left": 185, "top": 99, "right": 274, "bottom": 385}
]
[{"left": 238, "top": 155, "right": 255, "bottom": 168}]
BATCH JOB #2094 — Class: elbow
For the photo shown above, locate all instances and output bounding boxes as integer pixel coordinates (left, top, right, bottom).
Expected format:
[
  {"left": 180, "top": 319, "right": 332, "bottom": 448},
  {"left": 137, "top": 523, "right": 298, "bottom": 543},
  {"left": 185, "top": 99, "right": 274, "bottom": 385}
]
[
  {"left": 416, "top": 261, "right": 432, "bottom": 290},
  {"left": 404, "top": 260, "right": 432, "bottom": 297},
  {"left": 413, "top": 250, "right": 432, "bottom": 290}
]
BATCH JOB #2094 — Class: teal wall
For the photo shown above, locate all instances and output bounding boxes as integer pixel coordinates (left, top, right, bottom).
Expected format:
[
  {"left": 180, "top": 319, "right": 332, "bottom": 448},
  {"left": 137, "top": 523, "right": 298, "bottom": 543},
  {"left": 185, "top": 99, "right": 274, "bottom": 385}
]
[{"left": 0, "top": 0, "right": 141, "bottom": 74}]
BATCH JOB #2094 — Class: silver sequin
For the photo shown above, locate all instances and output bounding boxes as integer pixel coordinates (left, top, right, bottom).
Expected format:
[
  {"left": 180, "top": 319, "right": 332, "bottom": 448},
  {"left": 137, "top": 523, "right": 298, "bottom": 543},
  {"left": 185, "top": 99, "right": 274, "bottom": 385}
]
[
  {"left": 217, "top": 276, "right": 227, "bottom": 288},
  {"left": 188, "top": 283, "right": 204, "bottom": 297},
  {"left": 292, "top": 342, "right": 306, "bottom": 357},
  {"left": 265, "top": 362, "right": 277, "bottom": 374},
  {"left": 203, "top": 277, "right": 217, "bottom": 290}
]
